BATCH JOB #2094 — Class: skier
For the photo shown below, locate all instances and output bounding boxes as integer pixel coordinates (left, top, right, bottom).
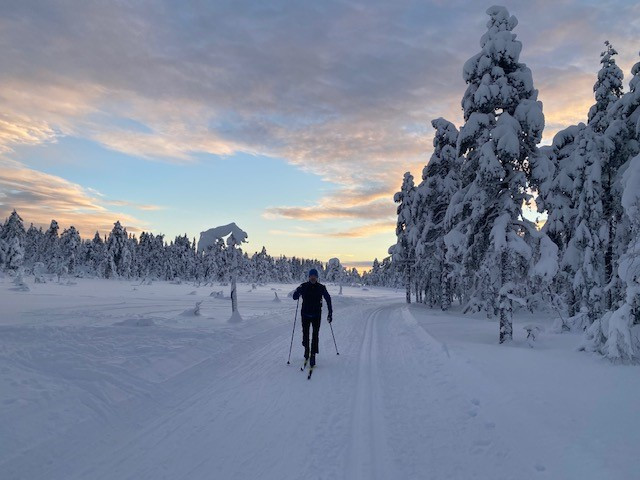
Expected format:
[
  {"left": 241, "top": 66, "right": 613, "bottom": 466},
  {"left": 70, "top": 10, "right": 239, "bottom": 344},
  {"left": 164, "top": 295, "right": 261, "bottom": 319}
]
[{"left": 292, "top": 268, "right": 333, "bottom": 368}]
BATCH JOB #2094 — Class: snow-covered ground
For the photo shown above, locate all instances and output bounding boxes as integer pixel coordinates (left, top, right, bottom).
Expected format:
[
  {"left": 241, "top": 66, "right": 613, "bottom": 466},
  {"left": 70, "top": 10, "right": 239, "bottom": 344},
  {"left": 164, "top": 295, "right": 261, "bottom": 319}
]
[{"left": 1, "top": 277, "right": 639, "bottom": 480}]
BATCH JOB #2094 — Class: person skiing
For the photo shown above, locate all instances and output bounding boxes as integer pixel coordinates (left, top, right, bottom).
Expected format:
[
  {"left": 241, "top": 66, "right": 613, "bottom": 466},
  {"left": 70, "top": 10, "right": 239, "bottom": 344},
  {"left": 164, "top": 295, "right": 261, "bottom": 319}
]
[{"left": 292, "top": 268, "right": 333, "bottom": 368}]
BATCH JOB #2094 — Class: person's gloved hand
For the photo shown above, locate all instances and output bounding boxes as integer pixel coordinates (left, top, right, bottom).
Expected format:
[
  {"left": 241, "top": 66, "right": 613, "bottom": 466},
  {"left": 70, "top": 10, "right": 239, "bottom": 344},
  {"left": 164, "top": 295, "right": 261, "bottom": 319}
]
[{"left": 328, "top": 313, "right": 333, "bottom": 323}]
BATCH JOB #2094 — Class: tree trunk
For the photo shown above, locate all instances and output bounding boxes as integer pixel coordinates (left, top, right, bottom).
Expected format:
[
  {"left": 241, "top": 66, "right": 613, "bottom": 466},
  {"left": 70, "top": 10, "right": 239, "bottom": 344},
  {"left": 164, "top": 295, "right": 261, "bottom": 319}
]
[
  {"left": 405, "top": 263, "right": 411, "bottom": 304},
  {"left": 230, "top": 248, "right": 238, "bottom": 313},
  {"left": 499, "top": 250, "right": 512, "bottom": 344}
]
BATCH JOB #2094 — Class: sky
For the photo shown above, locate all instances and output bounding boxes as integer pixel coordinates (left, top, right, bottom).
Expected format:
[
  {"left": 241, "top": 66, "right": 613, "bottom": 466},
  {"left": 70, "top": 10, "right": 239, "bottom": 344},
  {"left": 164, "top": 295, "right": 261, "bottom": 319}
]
[{"left": 1, "top": 0, "right": 639, "bottom": 270}]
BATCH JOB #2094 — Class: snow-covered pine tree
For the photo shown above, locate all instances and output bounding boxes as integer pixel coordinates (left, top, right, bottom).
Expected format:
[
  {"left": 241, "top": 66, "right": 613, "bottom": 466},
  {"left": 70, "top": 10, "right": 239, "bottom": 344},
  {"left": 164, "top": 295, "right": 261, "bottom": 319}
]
[
  {"left": 390, "top": 172, "right": 416, "bottom": 303},
  {"left": 582, "top": 153, "right": 640, "bottom": 362},
  {"left": 150, "top": 234, "right": 166, "bottom": 279},
  {"left": 87, "top": 231, "right": 106, "bottom": 277},
  {"left": 202, "top": 240, "right": 222, "bottom": 282},
  {"left": 590, "top": 43, "right": 624, "bottom": 311},
  {"left": 213, "top": 237, "right": 229, "bottom": 282},
  {"left": 562, "top": 125, "right": 610, "bottom": 326},
  {"left": 534, "top": 126, "right": 580, "bottom": 316},
  {"left": 275, "top": 256, "right": 293, "bottom": 283},
  {"left": 105, "top": 221, "right": 131, "bottom": 278},
  {"left": 588, "top": 42, "right": 624, "bottom": 134},
  {"left": 252, "top": 246, "right": 272, "bottom": 284},
  {"left": 414, "top": 118, "right": 461, "bottom": 309},
  {"left": 602, "top": 51, "right": 640, "bottom": 311},
  {"left": 326, "top": 257, "right": 346, "bottom": 289},
  {"left": 59, "top": 226, "right": 82, "bottom": 275},
  {"left": 452, "top": 6, "right": 545, "bottom": 342},
  {"left": 0, "top": 210, "right": 26, "bottom": 270},
  {"left": 39, "top": 220, "right": 62, "bottom": 273},
  {"left": 169, "top": 234, "right": 195, "bottom": 281},
  {"left": 551, "top": 44, "right": 624, "bottom": 324},
  {"left": 368, "top": 258, "right": 382, "bottom": 286},
  {"left": 347, "top": 267, "right": 361, "bottom": 285},
  {"left": 24, "top": 224, "right": 43, "bottom": 271}
]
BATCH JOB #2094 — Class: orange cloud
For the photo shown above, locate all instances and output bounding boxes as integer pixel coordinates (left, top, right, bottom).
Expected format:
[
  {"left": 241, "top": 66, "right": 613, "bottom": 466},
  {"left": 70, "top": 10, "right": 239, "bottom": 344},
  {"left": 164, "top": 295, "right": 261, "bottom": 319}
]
[
  {"left": 328, "top": 221, "right": 394, "bottom": 238},
  {"left": 269, "top": 220, "right": 393, "bottom": 239},
  {"left": 0, "top": 158, "right": 147, "bottom": 236}
]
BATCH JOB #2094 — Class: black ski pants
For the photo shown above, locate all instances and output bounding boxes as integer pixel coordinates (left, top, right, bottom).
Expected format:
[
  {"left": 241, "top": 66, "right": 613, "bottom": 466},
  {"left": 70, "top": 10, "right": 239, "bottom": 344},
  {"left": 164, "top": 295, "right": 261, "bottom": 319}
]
[{"left": 301, "top": 315, "right": 321, "bottom": 356}]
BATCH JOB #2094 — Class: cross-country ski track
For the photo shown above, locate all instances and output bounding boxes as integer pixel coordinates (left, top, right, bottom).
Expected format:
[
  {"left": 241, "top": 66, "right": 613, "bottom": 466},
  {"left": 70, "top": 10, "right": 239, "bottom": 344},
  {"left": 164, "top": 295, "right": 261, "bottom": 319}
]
[{"left": 2, "top": 281, "right": 639, "bottom": 480}]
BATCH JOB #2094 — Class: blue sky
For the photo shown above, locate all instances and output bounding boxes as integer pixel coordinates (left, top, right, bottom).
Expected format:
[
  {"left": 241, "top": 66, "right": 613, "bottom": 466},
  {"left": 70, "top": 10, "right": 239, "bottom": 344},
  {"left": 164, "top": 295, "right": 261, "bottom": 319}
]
[{"left": 1, "top": 1, "right": 639, "bottom": 269}]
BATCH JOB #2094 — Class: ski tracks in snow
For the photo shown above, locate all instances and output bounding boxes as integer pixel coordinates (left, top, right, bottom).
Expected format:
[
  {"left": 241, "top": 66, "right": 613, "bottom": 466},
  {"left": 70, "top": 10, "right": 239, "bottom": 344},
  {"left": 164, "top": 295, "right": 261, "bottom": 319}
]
[
  {"left": 346, "top": 306, "right": 392, "bottom": 480},
  {"left": 3, "top": 296, "right": 544, "bottom": 480}
]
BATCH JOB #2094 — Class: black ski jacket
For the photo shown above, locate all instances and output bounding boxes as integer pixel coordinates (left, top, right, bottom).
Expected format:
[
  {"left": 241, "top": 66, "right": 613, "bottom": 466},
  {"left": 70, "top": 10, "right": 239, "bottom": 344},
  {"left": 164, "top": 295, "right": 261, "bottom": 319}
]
[{"left": 293, "top": 282, "right": 333, "bottom": 319}]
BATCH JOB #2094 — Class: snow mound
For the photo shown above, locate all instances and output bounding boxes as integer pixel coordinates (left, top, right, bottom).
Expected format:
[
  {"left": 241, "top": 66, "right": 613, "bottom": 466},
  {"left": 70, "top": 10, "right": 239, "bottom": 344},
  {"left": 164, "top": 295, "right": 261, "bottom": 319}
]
[
  {"left": 228, "top": 310, "right": 243, "bottom": 323},
  {"left": 181, "top": 301, "right": 203, "bottom": 317},
  {"left": 114, "top": 317, "right": 156, "bottom": 327}
]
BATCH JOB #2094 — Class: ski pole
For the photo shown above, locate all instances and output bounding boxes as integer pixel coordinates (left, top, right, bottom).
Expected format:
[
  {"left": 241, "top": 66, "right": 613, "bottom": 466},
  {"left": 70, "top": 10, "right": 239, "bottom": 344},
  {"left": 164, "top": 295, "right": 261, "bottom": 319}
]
[
  {"left": 329, "top": 320, "right": 339, "bottom": 355},
  {"left": 287, "top": 297, "right": 300, "bottom": 364}
]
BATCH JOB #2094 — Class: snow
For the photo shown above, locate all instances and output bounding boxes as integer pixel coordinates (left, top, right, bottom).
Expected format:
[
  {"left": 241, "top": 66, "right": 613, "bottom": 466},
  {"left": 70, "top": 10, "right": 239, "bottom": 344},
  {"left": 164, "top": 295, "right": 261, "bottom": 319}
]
[
  {"left": 622, "top": 154, "right": 640, "bottom": 214},
  {"left": 197, "top": 222, "right": 248, "bottom": 253},
  {"left": 531, "top": 235, "right": 559, "bottom": 281},
  {"left": 1, "top": 278, "right": 639, "bottom": 479}
]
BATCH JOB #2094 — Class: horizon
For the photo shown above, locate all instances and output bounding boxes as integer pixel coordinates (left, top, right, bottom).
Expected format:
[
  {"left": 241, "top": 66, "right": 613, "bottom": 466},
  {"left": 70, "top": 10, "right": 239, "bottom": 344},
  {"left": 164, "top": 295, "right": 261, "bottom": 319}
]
[{"left": 1, "top": 1, "right": 639, "bottom": 269}]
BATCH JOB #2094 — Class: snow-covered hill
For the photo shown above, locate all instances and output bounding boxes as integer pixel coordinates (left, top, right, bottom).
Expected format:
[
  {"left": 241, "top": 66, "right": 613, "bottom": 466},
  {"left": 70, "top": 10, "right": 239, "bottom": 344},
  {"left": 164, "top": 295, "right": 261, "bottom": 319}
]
[{"left": 1, "top": 278, "right": 638, "bottom": 479}]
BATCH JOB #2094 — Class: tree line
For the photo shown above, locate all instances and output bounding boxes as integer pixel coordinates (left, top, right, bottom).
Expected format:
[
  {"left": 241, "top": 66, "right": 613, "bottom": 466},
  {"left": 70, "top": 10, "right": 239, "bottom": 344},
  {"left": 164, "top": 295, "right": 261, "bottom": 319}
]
[{"left": 0, "top": 214, "right": 363, "bottom": 286}]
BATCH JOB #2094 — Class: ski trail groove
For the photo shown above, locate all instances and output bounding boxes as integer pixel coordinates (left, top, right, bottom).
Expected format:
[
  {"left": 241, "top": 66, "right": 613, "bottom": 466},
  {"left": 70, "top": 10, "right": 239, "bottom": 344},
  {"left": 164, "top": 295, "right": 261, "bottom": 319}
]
[{"left": 346, "top": 306, "right": 391, "bottom": 480}]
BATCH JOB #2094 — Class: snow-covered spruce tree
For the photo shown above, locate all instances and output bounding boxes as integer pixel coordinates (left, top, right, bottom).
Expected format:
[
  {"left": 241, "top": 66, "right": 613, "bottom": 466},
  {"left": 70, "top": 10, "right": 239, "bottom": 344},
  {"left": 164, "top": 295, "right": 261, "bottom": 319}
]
[
  {"left": 24, "top": 224, "right": 43, "bottom": 271},
  {"left": 534, "top": 126, "right": 580, "bottom": 316},
  {"left": 548, "top": 44, "right": 624, "bottom": 325},
  {"left": 105, "top": 221, "right": 132, "bottom": 278},
  {"left": 603, "top": 51, "right": 640, "bottom": 308},
  {"left": 582, "top": 154, "right": 640, "bottom": 362},
  {"left": 168, "top": 234, "right": 195, "bottom": 280},
  {"left": 87, "top": 231, "right": 106, "bottom": 277},
  {"left": 390, "top": 172, "right": 417, "bottom": 303},
  {"left": 39, "top": 220, "right": 62, "bottom": 273},
  {"left": 588, "top": 42, "right": 624, "bottom": 134},
  {"left": 414, "top": 118, "right": 461, "bottom": 309},
  {"left": 59, "top": 226, "right": 82, "bottom": 275},
  {"left": 274, "top": 256, "right": 293, "bottom": 283},
  {"left": 590, "top": 43, "right": 624, "bottom": 311},
  {"left": 136, "top": 232, "right": 154, "bottom": 278},
  {"left": 251, "top": 246, "right": 273, "bottom": 284},
  {"left": 534, "top": 42, "right": 625, "bottom": 325},
  {"left": 0, "top": 210, "right": 26, "bottom": 271},
  {"left": 451, "top": 6, "right": 545, "bottom": 342},
  {"left": 562, "top": 125, "right": 610, "bottom": 326},
  {"left": 367, "top": 258, "right": 382, "bottom": 286},
  {"left": 212, "top": 237, "right": 230, "bottom": 283},
  {"left": 150, "top": 234, "right": 167, "bottom": 279}
]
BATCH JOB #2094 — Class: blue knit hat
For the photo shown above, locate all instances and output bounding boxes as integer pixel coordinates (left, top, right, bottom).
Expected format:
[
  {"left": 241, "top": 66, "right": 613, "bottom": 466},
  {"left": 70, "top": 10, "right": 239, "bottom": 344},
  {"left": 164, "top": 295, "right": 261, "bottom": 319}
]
[{"left": 308, "top": 268, "right": 319, "bottom": 278}]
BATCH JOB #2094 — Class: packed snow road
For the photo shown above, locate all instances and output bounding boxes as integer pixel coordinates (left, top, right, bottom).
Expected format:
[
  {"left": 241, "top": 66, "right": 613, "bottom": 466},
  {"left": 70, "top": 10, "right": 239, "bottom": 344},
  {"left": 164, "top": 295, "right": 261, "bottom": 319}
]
[{"left": 1, "top": 279, "right": 639, "bottom": 479}]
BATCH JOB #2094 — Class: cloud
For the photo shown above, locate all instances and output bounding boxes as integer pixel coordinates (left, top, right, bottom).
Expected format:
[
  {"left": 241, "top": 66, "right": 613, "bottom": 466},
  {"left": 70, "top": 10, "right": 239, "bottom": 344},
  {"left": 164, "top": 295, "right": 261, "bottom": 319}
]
[
  {"left": 269, "top": 220, "right": 393, "bottom": 239},
  {"left": 0, "top": 158, "right": 147, "bottom": 235},
  {"left": 266, "top": 198, "right": 395, "bottom": 222},
  {"left": 105, "top": 200, "right": 164, "bottom": 211},
  {"left": 328, "top": 221, "right": 395, "bottom": 238},
  {"left": 0, "top": 115, "right": 56, "bottom": 153},
  {"left": 268, "top": 230, "right": 319, "bottom": 238}
]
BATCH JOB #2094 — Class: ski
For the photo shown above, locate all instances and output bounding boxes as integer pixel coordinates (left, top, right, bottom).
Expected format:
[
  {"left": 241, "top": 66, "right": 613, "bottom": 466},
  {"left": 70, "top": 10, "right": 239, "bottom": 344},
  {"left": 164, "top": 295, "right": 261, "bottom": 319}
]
[{"left": 307, "top": 366, "right": 314, "bottom": 380}]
